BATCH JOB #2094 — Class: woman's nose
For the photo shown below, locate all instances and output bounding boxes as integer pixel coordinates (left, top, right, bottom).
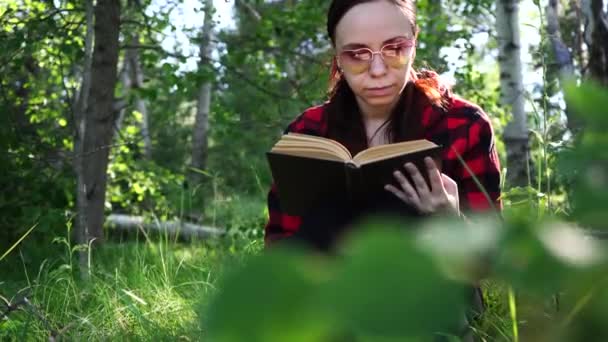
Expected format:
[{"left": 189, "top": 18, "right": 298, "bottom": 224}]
[{"left": 368, "top": 53, "right": 388, "bottom": 77}]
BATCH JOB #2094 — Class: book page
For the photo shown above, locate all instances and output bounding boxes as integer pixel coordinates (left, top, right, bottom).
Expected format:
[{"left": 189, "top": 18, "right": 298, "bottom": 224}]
[
  {"left": 269, "top": 147, "right": 346, "bottom": 162},
  {"left": 352, "top": 139, "right": 438, "bottom": 165},
  {"left": 270, "top": 133, "right": 352, "bottom": 161}
]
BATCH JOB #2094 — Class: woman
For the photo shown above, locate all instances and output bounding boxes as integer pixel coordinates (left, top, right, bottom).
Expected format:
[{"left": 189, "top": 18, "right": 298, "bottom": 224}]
[{"left": 265, "top": 0, "right": 501, "bottom": 250}]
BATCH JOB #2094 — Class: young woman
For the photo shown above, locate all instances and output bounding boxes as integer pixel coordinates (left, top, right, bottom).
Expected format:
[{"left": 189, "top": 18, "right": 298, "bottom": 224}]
[{"left": 265, "top": 0, "right": 501, "bottom": 251}]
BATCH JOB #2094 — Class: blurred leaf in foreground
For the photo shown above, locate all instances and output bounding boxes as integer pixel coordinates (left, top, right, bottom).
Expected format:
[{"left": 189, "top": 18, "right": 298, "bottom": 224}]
[
  {"left": 321, "top": 224, "right": 467, "bottom": 339},
  {"left": 561, "top": 81, "right": 608, "bottom": 229},
  {"left": 203, "top": 248, "right": 333, "bottom": 342},
  {"left": 205, "top": 219, "right": 470, "bottom": 341}
]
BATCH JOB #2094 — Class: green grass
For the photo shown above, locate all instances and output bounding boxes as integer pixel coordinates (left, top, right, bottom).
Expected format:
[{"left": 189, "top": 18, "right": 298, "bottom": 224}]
[
  {"left": 1, "top": 234, "right": 263, "bottom": 341},
  {"left": 3, "top": 227, "right": 601, "bottom": 341}
]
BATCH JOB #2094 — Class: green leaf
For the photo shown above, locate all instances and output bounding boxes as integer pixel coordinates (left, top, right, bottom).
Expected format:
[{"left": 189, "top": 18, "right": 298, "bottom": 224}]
[
  {"left": 564, "top": 80, "right": 608, "bottom": 130},
  {"left": 204, "top": 249, "right": 333, "bottom": 342},
  {"left": 494, "top": 214, "right": 604, "bottom": 296},
  {"left": 320, "top": 224, "right": 467, "bottom": 339}
]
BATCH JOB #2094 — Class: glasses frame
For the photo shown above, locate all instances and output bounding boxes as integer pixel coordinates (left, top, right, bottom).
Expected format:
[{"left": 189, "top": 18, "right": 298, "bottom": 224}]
[{"left": 338, "top": 38, "right": 416, "bottom": 74}]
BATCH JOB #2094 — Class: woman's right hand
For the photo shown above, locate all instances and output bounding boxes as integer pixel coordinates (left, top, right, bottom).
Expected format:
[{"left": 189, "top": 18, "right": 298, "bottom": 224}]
[{"left": 384, "top": 157, "right": 459, "bottom": 216}]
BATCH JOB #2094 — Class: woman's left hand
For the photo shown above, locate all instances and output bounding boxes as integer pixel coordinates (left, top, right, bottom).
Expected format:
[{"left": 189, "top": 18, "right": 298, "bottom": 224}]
[{"left": 384, "top": 157, "right": 459, "bottom": 215}]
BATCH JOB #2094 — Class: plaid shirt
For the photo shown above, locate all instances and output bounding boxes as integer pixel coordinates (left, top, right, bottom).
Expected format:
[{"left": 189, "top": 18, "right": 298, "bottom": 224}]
[{"left": 265, "top": 96, "right": 502, "bottom": 245}]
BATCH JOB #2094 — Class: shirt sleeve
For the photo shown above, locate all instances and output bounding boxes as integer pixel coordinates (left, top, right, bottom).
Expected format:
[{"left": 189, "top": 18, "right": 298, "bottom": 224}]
[
  {"left": 457, "top": 113, "right": 502, "bottom": 212},
  {"left": 264, "top": 183, "right": 302, "bottom": 245},
  {"left": 265, "top": 123, "right": 301, "bottom": 245},
  {"left": 263, "top": 105, "right": 327, "bottom": 246}
]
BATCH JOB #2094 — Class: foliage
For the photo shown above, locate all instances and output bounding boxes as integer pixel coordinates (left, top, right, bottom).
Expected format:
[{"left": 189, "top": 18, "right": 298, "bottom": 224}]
[
  {"left": 205, "top": 225, "right": 469, "bottom": 341},
  {"left": 0, "top": 0, "right": 82, "bottom": 247},
  {"left": 559, "top": 81, "right": 608, "bottom": 229},
  {"left": 107, "top": 115, "right": 185, "bottom": 217},
  {"left": 0, "top": 233, "right": 232, "bottom": 340},
  {"left": 2, "top": 0, "right": 608, "bottom": 341},
  {"left": 202, "top": 81, "right": 608, "bottom": 342},
  {"left": 205, "top": 213, "right": 607, "bottom": 341}
]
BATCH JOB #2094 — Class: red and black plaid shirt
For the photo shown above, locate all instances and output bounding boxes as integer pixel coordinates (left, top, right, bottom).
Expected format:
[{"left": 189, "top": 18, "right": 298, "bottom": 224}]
[{"left": 264, "top": 96, "right": 502, "bottom": 245}]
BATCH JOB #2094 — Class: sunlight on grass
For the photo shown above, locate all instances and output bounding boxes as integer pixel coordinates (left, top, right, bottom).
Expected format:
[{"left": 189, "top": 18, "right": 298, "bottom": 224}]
[{"left": 0, "top": 238, "right": 231, "bottom": 340}]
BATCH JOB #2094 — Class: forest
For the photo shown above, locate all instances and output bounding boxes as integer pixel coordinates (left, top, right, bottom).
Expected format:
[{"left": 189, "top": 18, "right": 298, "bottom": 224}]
[{"left": 2, "top": 0, "right": 608, "bottom": 340}]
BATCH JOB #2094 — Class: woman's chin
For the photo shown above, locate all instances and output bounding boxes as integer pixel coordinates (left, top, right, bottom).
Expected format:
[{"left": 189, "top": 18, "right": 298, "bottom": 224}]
[{"left": 363, "top": 95, "right": 399, "bottom": 108}]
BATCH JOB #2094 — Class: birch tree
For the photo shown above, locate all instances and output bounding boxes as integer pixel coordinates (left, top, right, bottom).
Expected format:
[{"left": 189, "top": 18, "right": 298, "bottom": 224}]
[
  {"left": 74, "top": 0, "right": 94, "bottom": 276},
  {"left": 545, "top": 0, "right": 580, "bottom": 133},
  {"left": 124, "top": 34, "right": 152, "bottom": 159},
  {"left": 75, "top": 0, "right": 121, "bottom": 261},
  {"left": 496, "top": 0, "right": 529, "bottom": 187},
  {"left": 189, "top": 0, "right": 215, "bottom": 187},
  {"left": 581, "top": 0, "right": 608, "bottom": 85}
]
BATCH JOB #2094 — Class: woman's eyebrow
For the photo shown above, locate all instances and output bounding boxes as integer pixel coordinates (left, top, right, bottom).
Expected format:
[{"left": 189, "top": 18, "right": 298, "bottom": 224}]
[{"left": 341, "top": 36, "right": 411, "bottom": 49}]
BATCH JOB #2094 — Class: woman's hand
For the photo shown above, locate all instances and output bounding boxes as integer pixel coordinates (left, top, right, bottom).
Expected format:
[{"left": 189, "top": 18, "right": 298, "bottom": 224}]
[{"left": 384, "top": 157, "right": 459, "bottom": 215}]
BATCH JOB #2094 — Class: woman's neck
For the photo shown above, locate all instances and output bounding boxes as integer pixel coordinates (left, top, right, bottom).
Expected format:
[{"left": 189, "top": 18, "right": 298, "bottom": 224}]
[
  {"left": 355, "top": 93, "right": 401, "bottom": 120},
  {"left": 357, "top": 101, "right": 391, "bottom": 121},
  {"left": 356, "top": 97, "right": 398, "bottom": 146}
]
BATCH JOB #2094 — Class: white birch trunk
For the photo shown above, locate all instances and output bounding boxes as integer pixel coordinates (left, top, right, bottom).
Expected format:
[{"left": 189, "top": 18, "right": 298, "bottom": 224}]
[
  {"left": 496, "top": 0, "right": 530, "bottom": 187},
  {"left": 128, "top": 35, "right": 153, "bottom": 159},
  {"left": 189, "top": 0, "right": 215, "bottom": 186},
  {"left": 115, "top": 56, "right": 131, "bottom": 135},
  {"left": 106, "top": 214, "right": 225, "bottom": 239},
  {"left": 74, "top": 0, "right": 94, "bottom": 280},
  {"left": 545, "top": 0, "right": 581, "bottom": 133},
  {"left": 546, "top": 0, "right": 575, "bottom": 78}
]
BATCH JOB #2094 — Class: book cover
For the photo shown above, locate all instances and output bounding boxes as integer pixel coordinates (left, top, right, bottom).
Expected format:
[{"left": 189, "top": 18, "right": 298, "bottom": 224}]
[{"left": 267, "top": 144, "right": 442, "bottom": 216}]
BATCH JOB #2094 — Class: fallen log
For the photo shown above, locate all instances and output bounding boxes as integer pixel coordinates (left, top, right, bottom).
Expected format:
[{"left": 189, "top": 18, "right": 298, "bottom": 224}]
[
  {"left": 106, "top": 214, "right": 225, "bottom": 240},
  {"left": 585, "top": 229, "right": 608, "bottom": 240}
]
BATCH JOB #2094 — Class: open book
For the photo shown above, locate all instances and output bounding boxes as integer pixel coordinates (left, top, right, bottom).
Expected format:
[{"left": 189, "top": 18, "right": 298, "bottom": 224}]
[{"left": 267, "top": 133, "right": 442, "bottom": 216}]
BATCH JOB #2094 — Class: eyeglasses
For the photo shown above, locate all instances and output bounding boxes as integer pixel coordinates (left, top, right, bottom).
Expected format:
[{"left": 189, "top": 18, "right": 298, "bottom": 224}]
[{"left": 338, "top": 39, "right": 416, "bottom": 75}]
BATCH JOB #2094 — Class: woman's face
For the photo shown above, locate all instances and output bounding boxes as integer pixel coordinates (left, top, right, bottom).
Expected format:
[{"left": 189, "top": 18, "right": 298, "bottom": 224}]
[{"left": 334, "top": 0, "right": 416, "bottom": 115}]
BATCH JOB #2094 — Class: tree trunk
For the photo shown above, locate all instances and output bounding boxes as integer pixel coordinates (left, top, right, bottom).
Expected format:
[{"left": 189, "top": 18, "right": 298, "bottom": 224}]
[
  {"left": 106, "top": 214, "right": 225, "bottom": 240},
  {"left": 545, "top": 0, "right": 580, "bottom": 133},
  {"left": 189, "top": 0, "right": 215, "bottom": 186},
  {"left": 74, "top": 0, "right": 95, "bottom": 279},
  {"left": 546, "top": 0, "right": 575, "bottom": 78},
  {"left": 114, "top": 56, "right": 131, "bottom": 134},
  {"left": 496, "top": 0, "right": 530, "bottom": 187},
  {"left": 127, "top": 34, "right": 153, "bottom": 159},
  {"left": 583, "top": 0, "right": 608, "bottom": 85},
  {"left": 77, "top": 0, "right": 121, "bottom": 248}
]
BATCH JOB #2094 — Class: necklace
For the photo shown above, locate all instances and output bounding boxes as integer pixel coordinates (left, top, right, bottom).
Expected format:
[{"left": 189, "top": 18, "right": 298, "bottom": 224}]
[{"left": 366, "top": 119, "right": 391, "bottom": 146}]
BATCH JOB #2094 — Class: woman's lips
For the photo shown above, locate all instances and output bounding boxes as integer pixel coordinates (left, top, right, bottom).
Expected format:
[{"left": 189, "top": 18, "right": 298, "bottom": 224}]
[{"left": 366, "top": 85, "right": 393, "bottom": 97}]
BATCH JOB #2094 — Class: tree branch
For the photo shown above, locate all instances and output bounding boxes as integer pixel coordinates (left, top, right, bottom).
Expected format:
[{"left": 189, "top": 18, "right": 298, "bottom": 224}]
[
  {"left": 119, "top": 44, "right": 196, "bottom": 59},
  {"left": 235, "top": 0, "right": 262, "bottom": 22}
]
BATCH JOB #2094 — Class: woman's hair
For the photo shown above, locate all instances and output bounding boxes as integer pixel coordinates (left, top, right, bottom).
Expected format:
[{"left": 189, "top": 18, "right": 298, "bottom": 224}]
[{"left": 325, "top": 0, "right": 448, "bottom": 155}]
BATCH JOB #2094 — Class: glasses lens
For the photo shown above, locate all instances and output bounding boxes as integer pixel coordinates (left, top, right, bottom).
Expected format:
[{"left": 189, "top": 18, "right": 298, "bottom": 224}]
[
  {"left": 339, "top": 49, "right": 372, "bottom": 74},
  {"left": 381, "top": 42, "right": 410, "bottom": 68},
  {"left": 338, "top": 39, "right": 414, "bottom": 74}
]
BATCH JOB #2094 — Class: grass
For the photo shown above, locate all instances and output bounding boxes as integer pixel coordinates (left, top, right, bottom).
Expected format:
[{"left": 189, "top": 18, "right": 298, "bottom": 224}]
[
  {"left": 1, "top": 192, "right": 597, "bottom": 341},
  {"left": 3, "top": 223, "right": 602, "bottom": 341},
  {"left": 1, "top": 230, "right": 263, "bottom": 341}
]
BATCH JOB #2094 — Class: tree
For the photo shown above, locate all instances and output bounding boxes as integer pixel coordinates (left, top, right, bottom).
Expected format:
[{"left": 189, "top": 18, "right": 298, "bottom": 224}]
[
  {"left": 189, "top": 0, "right": 215, "bottom": 188},
  {"left": 582, "top": 0, "right": 608, "bottom": 85},
  {"left": 496, "top": 0, "right": 530, "bottom": 187},
  {"left": 119, "top": 0, "right": 152, "bottom": 159},
  {"left": 544, "top": 0, "right": 579, "bottom": 133},
  {"left": 75, "top": 0, "right": 121, "bottom": 258}
]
